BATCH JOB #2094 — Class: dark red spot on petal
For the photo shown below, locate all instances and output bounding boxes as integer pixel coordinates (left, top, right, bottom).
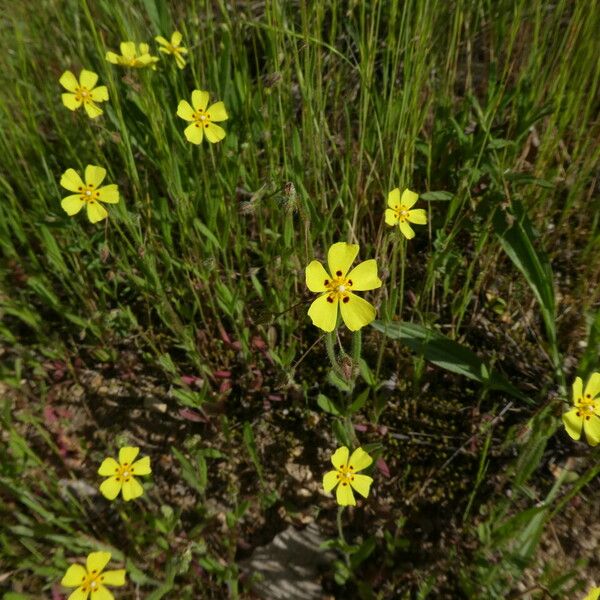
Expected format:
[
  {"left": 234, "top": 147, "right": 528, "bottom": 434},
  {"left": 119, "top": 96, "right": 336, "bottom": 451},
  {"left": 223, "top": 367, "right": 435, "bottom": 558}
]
[
  {"left": 342, "top": 482, "right": 347, "bottom": 486},
  {"left": 326, "top": 297, "right": 334, "bottom": 303},
  {"left": 348, "top": 280, "right": 353, "bottom": 285},
  {"left": 324, "top": 279, "right": 329, "bottom": 285},
  {"left": 342, "top": 297, "right": 350, "bottom": 303},
  {"left": 336, "top": 270, "right": 342, "bottom": 276}
]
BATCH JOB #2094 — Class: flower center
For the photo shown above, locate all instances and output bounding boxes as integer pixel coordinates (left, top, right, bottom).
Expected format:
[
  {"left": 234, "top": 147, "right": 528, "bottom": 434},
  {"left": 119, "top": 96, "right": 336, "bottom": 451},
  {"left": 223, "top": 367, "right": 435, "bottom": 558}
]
[
  {"left": 394, "top": 205, "right": 410, "bottom": 221},
  {"left": 576, "top": 396, "right": 597, "bottom": 420},
  {"left": 80, "top": 571, "right": 104, "bottom": 593},
  {"left": 78, "top": 185, "right": 100, "bottom": 203},
  {"left": 193, "top": 110, "right": 212, "bottom": 128},
  {"left": 75, "top": 87, "right": 91, "bottom": 102},
  {"left": 323, "top": 272, "right": 353, "bottom": 304},
  {"left": 335, "top": 464, "right": 355, "bottom": 486},
  {"left": 115, "top": 462, "right": 135, "bottom": 482}
]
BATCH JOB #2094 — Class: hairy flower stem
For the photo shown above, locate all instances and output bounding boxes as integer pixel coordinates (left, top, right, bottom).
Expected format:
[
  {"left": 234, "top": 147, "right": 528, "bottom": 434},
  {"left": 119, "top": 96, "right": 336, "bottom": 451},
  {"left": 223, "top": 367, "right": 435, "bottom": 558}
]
[
  {"left": 326, "top": 332, "right": 345, "bottom": 379},
  {"left": 336, "top": 506, "right": 350, "bottom": 565}
]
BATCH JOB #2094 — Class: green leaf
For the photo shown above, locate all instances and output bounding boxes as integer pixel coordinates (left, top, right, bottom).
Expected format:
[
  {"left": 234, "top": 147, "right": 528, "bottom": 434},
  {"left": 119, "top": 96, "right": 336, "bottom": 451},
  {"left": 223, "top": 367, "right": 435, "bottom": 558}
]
[
  {"left": 493, "top": 200, "right": 557, "bottom": 363},
  {"left": 371, "top": 321, "right": 528, "bottom": 402},
  {"left": 317, "top": 393, "right": 342, "bottom": 416},
  {"left": 420, "top": 190, "right": 453, "bottom": 201}
]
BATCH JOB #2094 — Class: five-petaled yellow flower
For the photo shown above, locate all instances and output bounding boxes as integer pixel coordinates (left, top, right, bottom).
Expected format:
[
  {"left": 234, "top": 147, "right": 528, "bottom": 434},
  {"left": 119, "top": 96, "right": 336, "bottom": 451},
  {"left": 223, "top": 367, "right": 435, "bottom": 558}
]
[
  {"left": 106, "top": 42, "right": 159, "bottom": 69},
  {"left": 385, "top": 188, "right": 427, "bottom": 240},
  {"left": 323, "top": 446, "right": 373, "bottom": 506},
  {"left": 583, "top": 587, "right": 600, "bottom": 600},
  {"left": 177, "top": 90, "right": 228, "bottom": 144},
  {"left": 305, "top": 242, "right": 381, "bottom": 332},
  {"left": 61, "top": 551, "right": 126, "bottom": 600},
  {"left": 60, "top": 165, "right": 119, "bottom": 224},
  {"left": 155, "top": 31, "right": 187, "bottom": 69},
  {"left": 98, "top": 447, "right": 151, "bottom": 501},
  {"left": 59, "top": 70, "right": 108, "bottom": 119},
  {"left": 562, "top": 372, "right": 600, "bottom": 446}
]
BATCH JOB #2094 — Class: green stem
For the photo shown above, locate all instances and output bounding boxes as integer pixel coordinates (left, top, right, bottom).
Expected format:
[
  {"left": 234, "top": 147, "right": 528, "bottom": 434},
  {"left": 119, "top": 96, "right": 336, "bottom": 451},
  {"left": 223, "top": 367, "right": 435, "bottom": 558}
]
[
  {"left": 351, "top": 329, "right": 362, "bottom": 365},
  {"left": 336, "top": 505, "right": 347, "bottom": 546},
  {"left": 397, "top": 235, "right": 406, "bottom": 321},
  {"left": 326, "top": 332, "right": 344, "bottom": 378}
]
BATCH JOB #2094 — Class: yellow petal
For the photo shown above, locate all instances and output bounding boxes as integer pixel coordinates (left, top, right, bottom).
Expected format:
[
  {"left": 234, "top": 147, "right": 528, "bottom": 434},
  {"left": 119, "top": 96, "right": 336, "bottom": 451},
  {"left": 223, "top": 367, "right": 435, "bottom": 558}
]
[
  {"left": 184, "top": 122, "right": 204, "bottom": 144},
  {"left": 307, "top": 294, "right": 338, "bottom": 332},
  {"left": 155, "top": 35, "right": 169, "bottom": 46},
  {"left": 61, "top": 564, "right": 87, "bottom": 587},
  {"left": 60, "top": 168, "right": 85, "bottom": 192},
  {"left": 105, "top": 51, "right": 120, "bottom": 64},
  {"left": 346, "top": 259, "right": 381, "bottom": 291},
  {"left": 206, "top": 101, "right": 228, "bottom": 122},
  {"left": 191, "top": 89, "right": 209, "bottom": 111},
  {"left": 138, "top": 43, "right": 150, "bottom": 54},
  {"left": 131, "top": 456, "right": 151, "bottom": 475},
  {"left": 62, "top": 93, "right": 82, "bottom": 111},
  {"left": 584, "top": 372, "right": 600, "bottom": 399},
  {"left": 120, "top": 42, "right": 136, "bottom": 59},
  {"left": 79, "top": 69, "right": 98, "bottom": 89},
  {"left": 572, "top": 377, "right": 583, "bottom": 403},
  {"left": 59, "top": 70, "right": 79, "bottom": 92},
  {"left": 336, "top": 482, "right": 355, "bottom": 506},
  {"left": 327, "top": 242, "right": 359, "bottom": 278},
  {"left": 119, "top": 447, "right": 140, "bottom": 465},
  {"left": 67, "top": 588, "right": 89, "bottom": 600},
  {"left": 331, "top": 446, "right": 349, "bottom": 470},
  {"left": 305, "top": 260, "right": 330, "bottom": 292},
  {"left": 387, "top": 187, "right": 400, "bottom": 209},
  {"left": 86, "top": 201, "right": 108, "bottom": 223},
  {"left": 399, "top": 220, "right": 415, "bottom": 240},
  {"left": 171, "top": 31, "right": 182, "bottom": 46},
  {"left": 100, "top": 569, "right": 126, "bottom": 586},
  {"left": 583, "top": 415, "right": 600, "bottom": 446},
  {"left": 401, "top": 188, "right": 419, "bottom": 209},
  {"left": 86, "top": 551, "right": 111, "bottom": 574},
  {"left": 85, "top": 165, "right": 106, "bottom": 188},
  {"left": 583, "top": 588, "right": 600, "bottom": 600},
  {"left": 90, "top": 86, "right": 109, "bottom": 102},
  {"left": 340, "top": 293, "right": 376, "bottom": 331},
  {"left": 177, "top": 100, "right": 195, "bottom": 121},
  {"left": 122, "top": 477, "right": 144, "bottom": 501},
  {"left": 96, "top": 184, "right": 119, "bottom": 204},
  {"left": 348, "top": 447, "right": 373, "bottom": 472},
  {"left": 323, "top": 470, "right": 340, "bottom": 493},
  {"left": 99, "top": 476, "right": 122, "bottom": 500},
  {"left": 562, "top": 408, "right": 582, "bottom": 440},
  {"left": 97, "top": 457, "right": 120, "bottom": 476},
  {"left": 407, "top": 208, "right": 427, "bottom": 225},
  {"left": 89, "top": 585, "right": 113, "bottom": 600},
  {"left": 350, "top": 474, "right": 373, "bottom": 498},
  {"left": 84, "top": 101, "right": 103, "bottom": 119},
  {"left": 175, "top": 54, "right": 186, "bottom": 69},
  {"left": 204, "top": 122, "right": 226, "bottom": 143},
  {"left": 61, "top": 195, "right": 85, "bottom": 216},
  {"left": 384, "top": 208, "right": 399, "bottom": 226}
]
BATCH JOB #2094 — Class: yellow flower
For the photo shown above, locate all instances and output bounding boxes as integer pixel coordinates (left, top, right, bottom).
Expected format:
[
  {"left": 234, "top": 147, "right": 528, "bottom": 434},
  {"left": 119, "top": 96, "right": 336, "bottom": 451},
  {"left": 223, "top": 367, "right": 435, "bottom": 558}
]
[
  {"left": 59, "top": 70, "right": 108, "bottom": 119},
  {"left": 105, "top": 42, "right": 159, "bottom": 69},
  {"left": 61, "top": 551, "right": 126, "bottom": 600},
  {"left": 98, "top": 447, "right": 151, "bottom": 501},
  {"left": 155, "top": 31, "right": 187, "bottom": 69},
  {"left": 323, "top": 446, "right": 373, "bottom": 506},
  {"left": 583, "top": 587, "right": 600, "bottom": 600},
  {"left": 562, "top": 373, "right": 600, "bottom": 446},
  {"left": 305, "top": 242, "right": 381, "bottom": 332},
  {"left": 177, "top": 90, "right": 228, "bottom": 144},
  {"left": 60, "top": 165, "right": 119, "bottom": 224},
  {"left": 385, "top": 188, "right": 427, "bottom": 239}
]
